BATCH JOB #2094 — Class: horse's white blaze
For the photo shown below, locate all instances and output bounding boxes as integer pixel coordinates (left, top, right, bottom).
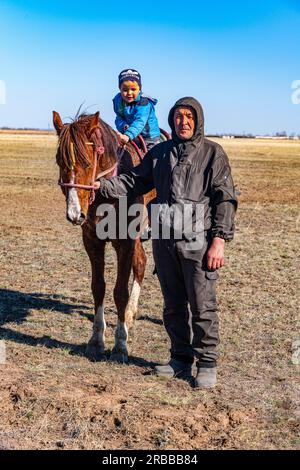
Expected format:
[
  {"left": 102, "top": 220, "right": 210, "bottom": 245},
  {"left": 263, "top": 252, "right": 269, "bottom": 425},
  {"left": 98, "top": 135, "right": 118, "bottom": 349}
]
[
  {"left": 115, "top": 320, "right": 128, "bottom": 353},
  {"left": 67, "top": 188, "right": 81, "bottom": 222},
  {"left": 125, "top": 279, "right": 141, "bottom": 326},
  {"left": 90, "top": 305, "right": 106, "bottom": 347}
]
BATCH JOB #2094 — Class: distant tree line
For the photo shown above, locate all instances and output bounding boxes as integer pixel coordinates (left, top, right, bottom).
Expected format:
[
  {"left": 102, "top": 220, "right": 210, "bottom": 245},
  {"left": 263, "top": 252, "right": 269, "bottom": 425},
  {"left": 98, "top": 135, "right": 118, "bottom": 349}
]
[
  {"left": 207, "top": 131, "right": 300, "bottom": 139},
  {"left": 0, "top": 126, "right": 299, "bottom": 139}
]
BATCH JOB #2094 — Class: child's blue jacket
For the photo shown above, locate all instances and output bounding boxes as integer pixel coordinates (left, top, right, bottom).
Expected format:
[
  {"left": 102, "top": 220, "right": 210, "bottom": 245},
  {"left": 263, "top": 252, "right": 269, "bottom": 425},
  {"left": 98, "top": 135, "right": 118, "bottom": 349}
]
[{"left": 113, "top": 92, "right": 160, "bottom": 140}]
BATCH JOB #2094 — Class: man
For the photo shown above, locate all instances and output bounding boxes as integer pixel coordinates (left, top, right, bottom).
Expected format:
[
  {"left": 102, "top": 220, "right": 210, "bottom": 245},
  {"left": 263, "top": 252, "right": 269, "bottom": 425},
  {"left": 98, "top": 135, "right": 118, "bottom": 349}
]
[{"left": 95, "top": 97, "right": 237, "bottom": 388}]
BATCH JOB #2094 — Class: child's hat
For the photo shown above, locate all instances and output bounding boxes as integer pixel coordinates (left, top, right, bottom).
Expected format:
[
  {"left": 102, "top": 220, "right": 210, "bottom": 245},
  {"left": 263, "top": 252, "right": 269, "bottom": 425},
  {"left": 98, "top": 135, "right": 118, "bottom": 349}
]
[{"left": 118, "top": 69, "right": 142, "bottom": 89}]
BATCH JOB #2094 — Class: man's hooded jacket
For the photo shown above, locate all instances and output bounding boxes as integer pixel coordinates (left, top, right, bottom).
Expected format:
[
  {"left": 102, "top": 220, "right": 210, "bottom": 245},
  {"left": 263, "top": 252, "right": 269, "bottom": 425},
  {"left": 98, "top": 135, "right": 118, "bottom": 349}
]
[{"left": 98, "top": 97, "right": 238, "bottom": 241}]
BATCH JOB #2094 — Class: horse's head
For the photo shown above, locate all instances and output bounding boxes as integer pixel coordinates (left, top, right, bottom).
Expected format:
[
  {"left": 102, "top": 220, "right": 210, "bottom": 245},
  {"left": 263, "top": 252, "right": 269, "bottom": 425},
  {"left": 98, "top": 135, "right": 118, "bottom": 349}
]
[{"left": 53, "top": 111, "right": 105, "bottom": 225}]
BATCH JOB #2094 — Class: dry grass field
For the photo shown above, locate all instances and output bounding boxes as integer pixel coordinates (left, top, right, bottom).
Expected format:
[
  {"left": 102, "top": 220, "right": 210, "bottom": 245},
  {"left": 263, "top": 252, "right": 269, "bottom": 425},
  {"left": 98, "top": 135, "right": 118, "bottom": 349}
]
[{"left": 0, "top": 132, "right": 299, "bottom": 450}]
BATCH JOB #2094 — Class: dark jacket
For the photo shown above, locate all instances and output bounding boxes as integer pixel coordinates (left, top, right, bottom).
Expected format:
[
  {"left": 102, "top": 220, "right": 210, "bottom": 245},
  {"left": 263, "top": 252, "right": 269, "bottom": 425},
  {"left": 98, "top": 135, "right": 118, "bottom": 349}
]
[{"left": 99, "top": 97, "right": 238, "bottom": 241}]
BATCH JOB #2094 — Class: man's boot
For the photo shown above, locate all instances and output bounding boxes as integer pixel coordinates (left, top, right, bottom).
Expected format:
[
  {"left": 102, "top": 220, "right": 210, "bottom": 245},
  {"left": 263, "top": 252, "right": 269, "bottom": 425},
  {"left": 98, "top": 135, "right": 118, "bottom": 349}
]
[
  {"left": 194, "top": 367, "right": 217, "bottom": 389},
  {"left": 154, "top": 358, "right": 192, "bottom": 379}
]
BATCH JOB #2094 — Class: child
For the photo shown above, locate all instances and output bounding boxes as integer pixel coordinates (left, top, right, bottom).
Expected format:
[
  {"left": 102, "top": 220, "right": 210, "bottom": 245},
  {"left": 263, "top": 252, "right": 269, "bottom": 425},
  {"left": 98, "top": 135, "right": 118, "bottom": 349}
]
[{"left": 113, "top": 69, "right": 161, "bottom": 150}]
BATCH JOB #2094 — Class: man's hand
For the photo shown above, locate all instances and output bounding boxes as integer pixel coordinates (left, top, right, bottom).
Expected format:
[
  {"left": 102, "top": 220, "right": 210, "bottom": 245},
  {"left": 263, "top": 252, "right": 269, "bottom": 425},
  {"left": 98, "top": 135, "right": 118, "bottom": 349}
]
[
  {"left": 93, "top": 181, "right": 101, "bottom": 190},
  {"left": 207, "top": 237, "right": 225, "bottom": 270},
  {"left": 117, "top": 132, "right": 130, "bottom": 146}
]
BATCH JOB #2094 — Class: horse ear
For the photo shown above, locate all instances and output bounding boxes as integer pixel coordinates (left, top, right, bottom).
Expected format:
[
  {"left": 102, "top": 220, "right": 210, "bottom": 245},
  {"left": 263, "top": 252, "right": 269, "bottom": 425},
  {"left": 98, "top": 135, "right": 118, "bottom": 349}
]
[
  {"left": 88, "top": 111, "right": 100, "bottom": 137},
  {"left": 53, "top": 111, "right": 63, "bottom": 135}
]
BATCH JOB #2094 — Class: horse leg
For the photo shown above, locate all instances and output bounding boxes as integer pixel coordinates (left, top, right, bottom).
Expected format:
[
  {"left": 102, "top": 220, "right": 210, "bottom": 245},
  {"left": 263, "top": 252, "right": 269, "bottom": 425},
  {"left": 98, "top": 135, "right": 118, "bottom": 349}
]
[
  {"left": 110, "top": 239, "right": 135, "bottom": 363},
  {"left": 83, "top": 233, "right": 106, "bottom": 361},
  {"left": 125, "top": 238, "right": 147, "bottom": 328}
]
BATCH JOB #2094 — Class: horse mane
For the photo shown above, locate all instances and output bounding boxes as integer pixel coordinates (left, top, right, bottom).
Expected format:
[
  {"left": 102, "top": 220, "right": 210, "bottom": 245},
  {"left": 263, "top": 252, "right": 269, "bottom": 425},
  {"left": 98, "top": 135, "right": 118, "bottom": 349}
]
[{"left": 57, "top": 113, "right": 118, "bottom": 170}]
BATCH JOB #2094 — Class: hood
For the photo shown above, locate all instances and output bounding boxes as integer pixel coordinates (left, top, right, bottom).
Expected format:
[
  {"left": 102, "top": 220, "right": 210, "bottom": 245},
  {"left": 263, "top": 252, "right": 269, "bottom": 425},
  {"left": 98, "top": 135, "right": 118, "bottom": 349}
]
[
  {"left": 168, "top": 96, "right": 204, "bottom": 145},
  {"left": 141, "top": 93, "right": 158, "bottom": 106}
]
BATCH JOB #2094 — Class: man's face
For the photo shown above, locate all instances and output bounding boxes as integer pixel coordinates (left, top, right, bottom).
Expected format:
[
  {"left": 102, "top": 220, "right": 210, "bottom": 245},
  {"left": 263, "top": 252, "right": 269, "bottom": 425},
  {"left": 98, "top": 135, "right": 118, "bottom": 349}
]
[
  {"left": 120, "top": 80, "right": 140, "bottom": 103},
  {"left": 173, "top": 106, "right": 196, "bottom": 140}
]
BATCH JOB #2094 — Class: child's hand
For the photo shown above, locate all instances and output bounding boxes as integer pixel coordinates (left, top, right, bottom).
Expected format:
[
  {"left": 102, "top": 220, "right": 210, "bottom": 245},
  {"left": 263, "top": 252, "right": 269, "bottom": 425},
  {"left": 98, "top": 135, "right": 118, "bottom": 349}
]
[{"left": 117, "top": 132, "right": 130, "bottom": 146}]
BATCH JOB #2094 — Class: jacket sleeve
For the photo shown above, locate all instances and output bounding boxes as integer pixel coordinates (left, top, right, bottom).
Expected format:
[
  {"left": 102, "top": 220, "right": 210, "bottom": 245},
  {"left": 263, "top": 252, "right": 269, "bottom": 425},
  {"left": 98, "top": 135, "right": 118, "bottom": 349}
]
[
  {"left": 115, "top": 114, "right": 128, "bottom": 133},
  {"left": 211, "top": 148, "right": 238, "bottom": 241},
  {"left": 98, "top": 149, "right": 155, "bottom": 200},
  {"left": 113, "top": 95, "right": 128, "bottom": 132},
  {"left": 124, "top": 102, "right": 151, "bottom": 140}
]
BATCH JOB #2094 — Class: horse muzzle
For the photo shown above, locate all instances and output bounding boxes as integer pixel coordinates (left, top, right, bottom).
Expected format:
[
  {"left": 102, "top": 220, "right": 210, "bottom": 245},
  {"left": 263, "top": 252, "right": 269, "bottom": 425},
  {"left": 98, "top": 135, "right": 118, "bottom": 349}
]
[
  {"left": 66, "top": 212, "right": 86, "bottom": 226},
  {"left": 66, "top": 188, "right": 84, "bottom": 225}
]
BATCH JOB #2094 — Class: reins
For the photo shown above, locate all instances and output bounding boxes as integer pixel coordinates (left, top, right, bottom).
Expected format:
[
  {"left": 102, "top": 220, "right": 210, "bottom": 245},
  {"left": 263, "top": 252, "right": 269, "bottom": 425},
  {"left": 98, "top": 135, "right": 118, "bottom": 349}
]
[{"left": 58, "top": 125, "right": 170, "bottom": 206}]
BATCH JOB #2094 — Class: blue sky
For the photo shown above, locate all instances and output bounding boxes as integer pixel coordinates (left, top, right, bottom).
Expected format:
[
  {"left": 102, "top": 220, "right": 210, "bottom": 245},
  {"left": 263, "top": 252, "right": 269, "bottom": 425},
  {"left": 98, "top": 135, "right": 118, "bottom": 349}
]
[{"left": 0, "top": 0, "right": 299, "bottom": 134}]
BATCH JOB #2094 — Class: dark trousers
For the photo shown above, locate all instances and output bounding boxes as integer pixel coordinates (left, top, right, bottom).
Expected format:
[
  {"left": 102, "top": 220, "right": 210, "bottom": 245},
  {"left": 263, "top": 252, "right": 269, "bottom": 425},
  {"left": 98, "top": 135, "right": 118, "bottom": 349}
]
[{"left": 152, "top": 236, "right": 219, "bottom": 367}]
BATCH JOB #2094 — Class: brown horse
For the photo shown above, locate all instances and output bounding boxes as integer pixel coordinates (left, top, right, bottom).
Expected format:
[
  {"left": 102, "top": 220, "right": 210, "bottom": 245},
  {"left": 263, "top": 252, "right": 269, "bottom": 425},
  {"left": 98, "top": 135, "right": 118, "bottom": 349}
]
[{"left": 53, "top": 111, "right": 152, "bottom": 363}]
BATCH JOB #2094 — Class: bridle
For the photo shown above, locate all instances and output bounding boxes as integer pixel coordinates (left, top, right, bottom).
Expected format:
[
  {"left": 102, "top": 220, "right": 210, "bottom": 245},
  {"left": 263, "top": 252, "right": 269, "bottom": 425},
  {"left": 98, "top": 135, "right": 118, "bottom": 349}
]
[{"left": 58, "top": 127, "right": 117, "bottom": 205}]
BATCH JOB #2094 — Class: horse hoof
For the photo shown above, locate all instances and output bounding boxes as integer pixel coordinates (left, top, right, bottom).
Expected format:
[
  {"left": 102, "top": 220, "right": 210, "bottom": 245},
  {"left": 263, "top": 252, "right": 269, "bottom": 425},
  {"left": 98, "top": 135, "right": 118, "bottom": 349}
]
[
  {"left": 86, "top": 344, "right": 106, "bottom": 362},
  {"left": 110, "top": 351, "right": 129, "bottom": 364}
]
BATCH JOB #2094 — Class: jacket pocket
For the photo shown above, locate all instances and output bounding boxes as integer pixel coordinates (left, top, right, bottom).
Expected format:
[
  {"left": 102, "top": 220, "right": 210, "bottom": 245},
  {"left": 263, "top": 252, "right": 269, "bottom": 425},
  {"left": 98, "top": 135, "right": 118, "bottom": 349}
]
[
  {"left": 205, "top": 270, "right": 219, "bottom": 280},
  {"left": 172, "top": 162, "right": 192, "bottom": 199},
  {"left": 182, "top": 166, "right": 203, "bottom": 201}
]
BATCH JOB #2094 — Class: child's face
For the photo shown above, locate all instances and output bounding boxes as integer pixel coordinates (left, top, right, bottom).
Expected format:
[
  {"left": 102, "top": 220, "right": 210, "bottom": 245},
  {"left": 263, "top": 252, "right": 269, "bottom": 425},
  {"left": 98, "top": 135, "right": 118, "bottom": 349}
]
[{"left": 120, "top": 80, "right": 140, "bottom": 103}]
